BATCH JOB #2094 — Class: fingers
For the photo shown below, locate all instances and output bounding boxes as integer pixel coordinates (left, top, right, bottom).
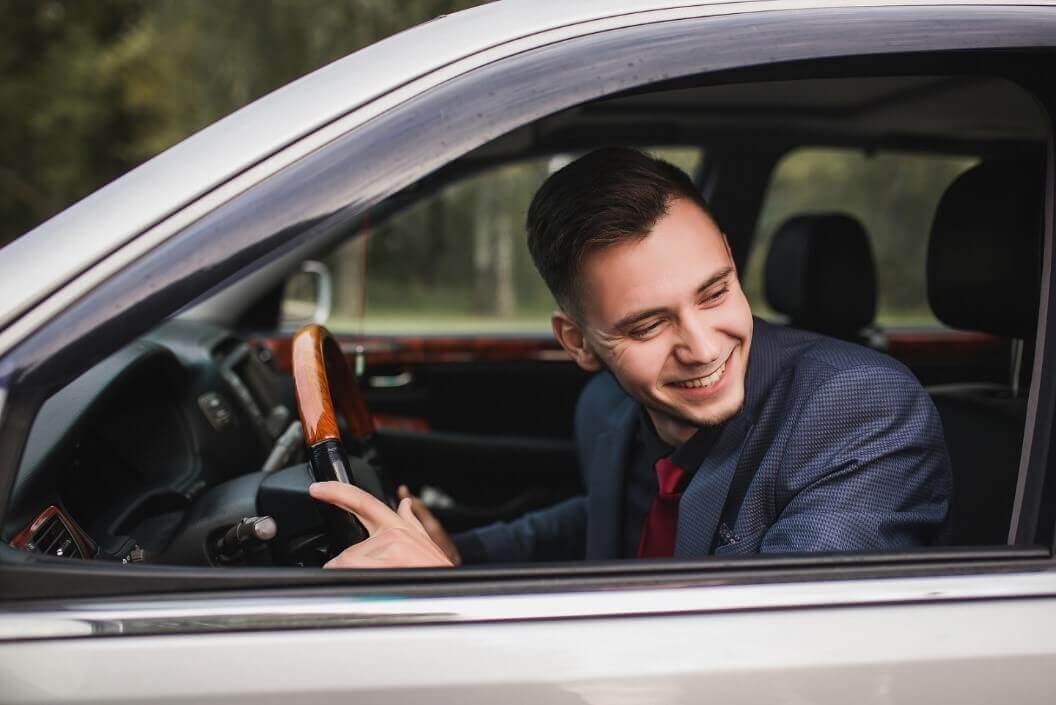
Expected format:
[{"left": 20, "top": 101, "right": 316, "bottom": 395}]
[
  {"left": 394, "top": 486, "right": 461, "bottom": 567},
  {"left": 397, "top": 497, "right": 429, "bottom": 537},
  {"left": 323, "top": 526, "right": 453, "bottom": 569},
  {"left": 407, "top": 498, "right": 441, "bottom": 536},
  {"left": 309, "top": 481, "right": 401, "bottom": 534},
  {"left": 310, "top": 482, "right": 455, "bottom": 569},
  {"left": 311, "top": 482, "right": 462, "bottom": 569},
  {"left": 398, "top": 485, "right": 442, "bottom": 531}
]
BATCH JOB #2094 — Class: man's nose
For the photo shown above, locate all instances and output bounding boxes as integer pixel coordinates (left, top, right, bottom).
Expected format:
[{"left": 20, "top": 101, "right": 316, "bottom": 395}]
[{"left": 673, "top": 315, "right": 721, "bottom": 366}]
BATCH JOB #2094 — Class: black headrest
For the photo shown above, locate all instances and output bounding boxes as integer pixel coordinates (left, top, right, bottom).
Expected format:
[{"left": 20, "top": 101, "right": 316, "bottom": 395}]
[
  {"left": 764, "top": 213, "right": 876, "bottom": 336},
  {"left": 927, "top": 160, "right": 1043, "bottom": 339}
]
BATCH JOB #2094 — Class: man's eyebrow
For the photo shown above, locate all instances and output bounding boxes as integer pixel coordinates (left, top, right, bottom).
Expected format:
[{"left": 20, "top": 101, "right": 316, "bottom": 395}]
[
  {"left": 611, "top": 267, "right": 735, "bottom": 332},
  {"left": 612, "top": 307, "right": 668, "bottom": 332},
  {"left": 696, "top": 266, "right": 735, "bottom": 295}
]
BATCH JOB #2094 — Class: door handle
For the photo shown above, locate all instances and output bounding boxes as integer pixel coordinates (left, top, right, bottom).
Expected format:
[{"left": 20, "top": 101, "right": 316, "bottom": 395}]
[{"left": 366, "top": 370, "right": 414, "bottom": 388}]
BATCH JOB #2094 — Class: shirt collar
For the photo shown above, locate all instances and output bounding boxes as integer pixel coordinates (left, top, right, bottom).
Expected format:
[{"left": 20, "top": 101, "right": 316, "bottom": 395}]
[{"left": 636, "top": 407, "right": 721, "bottom": 474}]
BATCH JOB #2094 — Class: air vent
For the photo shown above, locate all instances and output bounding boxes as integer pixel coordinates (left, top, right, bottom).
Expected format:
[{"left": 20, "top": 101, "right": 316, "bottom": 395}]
[{"left": 25, "top": 515, "right": 83, "bottom": 559}]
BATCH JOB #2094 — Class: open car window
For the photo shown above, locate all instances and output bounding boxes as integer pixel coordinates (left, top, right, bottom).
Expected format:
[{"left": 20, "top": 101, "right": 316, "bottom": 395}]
[
  {"left": 1, "top": 7, "right": 1055, "bottom": 611},
  {"left": 281, "top": 148, "right": 701, "bottom": 336}
]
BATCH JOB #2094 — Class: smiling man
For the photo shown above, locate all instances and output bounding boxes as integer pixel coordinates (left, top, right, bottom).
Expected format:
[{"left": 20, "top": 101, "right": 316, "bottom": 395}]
[{"left": 312, "top": 148, "right": 952, "bottom": 568}]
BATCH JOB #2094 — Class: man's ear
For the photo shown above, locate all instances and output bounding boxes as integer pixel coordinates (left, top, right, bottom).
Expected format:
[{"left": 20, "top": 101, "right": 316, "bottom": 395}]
[{"left": 552, "top": 311, "right": 602, "bottom": 372}]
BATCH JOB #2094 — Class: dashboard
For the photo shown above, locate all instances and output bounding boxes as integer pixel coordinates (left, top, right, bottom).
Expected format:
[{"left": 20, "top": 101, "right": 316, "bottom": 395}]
[{"left": 4, "top": 320, "right": 298, "bottom": 565}]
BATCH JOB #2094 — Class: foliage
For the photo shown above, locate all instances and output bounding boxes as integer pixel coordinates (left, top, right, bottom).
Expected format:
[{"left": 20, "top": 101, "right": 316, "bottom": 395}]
[{"left": 0, "top": 0, "right": 484, "bottom": 246}]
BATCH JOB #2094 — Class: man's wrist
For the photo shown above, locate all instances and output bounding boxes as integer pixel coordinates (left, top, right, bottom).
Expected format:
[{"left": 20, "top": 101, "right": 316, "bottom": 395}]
[{"left": 451, "top": 530, "right": 488, "bottom": 565}]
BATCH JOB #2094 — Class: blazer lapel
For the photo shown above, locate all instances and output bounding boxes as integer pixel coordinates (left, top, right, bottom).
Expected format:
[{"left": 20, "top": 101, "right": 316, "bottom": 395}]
[
  {"left": 584, "top": 398, "right": 637, "bottom": 560},
  {"left": 674, "top": 413, "right": 752, "bottom": 557},
  {"left": 673, "top": 319, "right": 779, "bottom": 556}
]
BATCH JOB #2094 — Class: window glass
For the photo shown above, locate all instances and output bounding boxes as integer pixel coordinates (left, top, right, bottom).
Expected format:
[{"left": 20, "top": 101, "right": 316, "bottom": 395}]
[
  {"left": 288, "top": 148, "right": 700, "bottom": 334},
  {"left": 743, "top": 148, "right": 978, "bottom": 327}
]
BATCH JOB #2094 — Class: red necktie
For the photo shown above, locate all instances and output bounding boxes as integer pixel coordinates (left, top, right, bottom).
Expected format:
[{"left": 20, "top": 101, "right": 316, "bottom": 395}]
[{"left": 637, "top": 456, "right": 688, "bottom": 558}]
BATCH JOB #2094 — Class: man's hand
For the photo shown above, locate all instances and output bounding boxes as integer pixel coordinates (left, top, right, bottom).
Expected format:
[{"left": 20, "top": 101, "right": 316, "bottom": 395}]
[
  {"left": 308, "top": 481, "right": 454, "bottom": 569},
  {"left": 396, "top": 485, "right": 462, "bottom": 566}
]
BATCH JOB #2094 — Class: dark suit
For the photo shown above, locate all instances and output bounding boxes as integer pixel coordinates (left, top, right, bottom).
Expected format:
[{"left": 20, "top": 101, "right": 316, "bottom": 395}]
[{"left": 459, "top": 318, "right": 952, "bottom": 561}]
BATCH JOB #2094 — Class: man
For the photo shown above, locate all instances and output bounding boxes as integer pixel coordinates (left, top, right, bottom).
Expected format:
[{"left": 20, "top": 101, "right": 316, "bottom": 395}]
[{"left": 311, "top": 148, "right": 952, "bottom": 568}]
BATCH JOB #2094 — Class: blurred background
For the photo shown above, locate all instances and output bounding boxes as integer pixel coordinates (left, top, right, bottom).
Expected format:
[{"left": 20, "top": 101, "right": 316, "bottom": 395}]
[
  {"left": 0, "top": 0, "right": 484, "bottom": 247},
  {"left": 4, "top": 0, "right": 958, "bottom": 332}
]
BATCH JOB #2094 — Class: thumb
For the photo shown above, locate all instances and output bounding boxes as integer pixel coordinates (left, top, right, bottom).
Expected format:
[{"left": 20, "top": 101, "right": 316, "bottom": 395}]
[{"left": 397, "top": 496, "right": 429, "bottom": 537}]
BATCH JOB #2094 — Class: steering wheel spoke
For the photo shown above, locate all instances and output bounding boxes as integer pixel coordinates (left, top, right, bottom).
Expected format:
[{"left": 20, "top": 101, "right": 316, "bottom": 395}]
[{"left": 292, "top": 324, "right": 388, "bottom": 553}]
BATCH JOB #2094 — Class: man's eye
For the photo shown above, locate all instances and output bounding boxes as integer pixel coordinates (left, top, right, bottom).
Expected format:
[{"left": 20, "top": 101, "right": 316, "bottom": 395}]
[
  {"left": 702, "top": 286, "right": 730, "bottom": 304},
  {"left": 630, "top": 321, "right": 662, "bottom": 339}
]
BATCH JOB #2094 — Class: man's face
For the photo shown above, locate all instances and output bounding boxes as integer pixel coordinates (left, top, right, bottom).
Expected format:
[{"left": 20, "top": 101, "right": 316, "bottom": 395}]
[{"left": 570, "top": 198, "right": 753, "bottom": 445}]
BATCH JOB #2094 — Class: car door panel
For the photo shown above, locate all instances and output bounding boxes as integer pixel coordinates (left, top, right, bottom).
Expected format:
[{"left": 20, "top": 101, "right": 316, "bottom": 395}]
[
  {"left": 255, "top": 333, "right": 589, "bottom": 530},
  {"left": 3, "top": 570, "right": 1055, "bottom": 704}
]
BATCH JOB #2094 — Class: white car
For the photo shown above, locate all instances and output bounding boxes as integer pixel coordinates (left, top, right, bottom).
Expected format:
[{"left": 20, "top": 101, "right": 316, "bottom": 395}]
[{"left": 2, "top": 1, "right": 1056, "bottom": 702}]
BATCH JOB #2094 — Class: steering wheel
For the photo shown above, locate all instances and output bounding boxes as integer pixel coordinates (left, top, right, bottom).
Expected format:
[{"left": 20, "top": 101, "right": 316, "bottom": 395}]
[{"left": 291, "top": 324, "right": 388, "bottom": 552}]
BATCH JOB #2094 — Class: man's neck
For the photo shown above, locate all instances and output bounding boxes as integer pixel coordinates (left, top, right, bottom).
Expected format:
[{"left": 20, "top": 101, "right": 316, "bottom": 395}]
[{"left": 647, "top": 410, "right": 699, "bottom": 447}]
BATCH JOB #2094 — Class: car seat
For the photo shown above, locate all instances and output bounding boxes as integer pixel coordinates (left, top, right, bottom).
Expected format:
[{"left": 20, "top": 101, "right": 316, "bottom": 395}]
[
  {"left": 763, "top": 212, "right": 880, "bottom": 347},
  {"left": 926, "top": 159, "right": 1044, "bottom": 545}
]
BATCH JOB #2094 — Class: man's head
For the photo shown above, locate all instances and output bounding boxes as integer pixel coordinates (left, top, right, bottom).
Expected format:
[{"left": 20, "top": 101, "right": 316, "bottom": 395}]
[{"left": 527, "top": 148, "right": 753, "bottom": 445}]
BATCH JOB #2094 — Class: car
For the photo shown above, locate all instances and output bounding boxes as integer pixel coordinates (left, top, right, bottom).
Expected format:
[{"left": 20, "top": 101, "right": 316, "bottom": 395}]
[{"left": 2, "top": 0, "right": 1056, "bottom": 701}]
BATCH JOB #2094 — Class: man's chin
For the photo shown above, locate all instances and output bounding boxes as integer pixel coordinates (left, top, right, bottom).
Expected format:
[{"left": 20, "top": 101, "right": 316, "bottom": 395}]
[
  {"left": 648, "top": 398, "right": 744, "bottom": 440},
  {"left": 673, "top": 395, "right": 745, "bottom": 428},
  {"left": 689, "top": 404, "right": 743, "bottom": 427}
]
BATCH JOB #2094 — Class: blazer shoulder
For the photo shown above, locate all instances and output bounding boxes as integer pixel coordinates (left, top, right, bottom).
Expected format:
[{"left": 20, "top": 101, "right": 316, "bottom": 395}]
[
  {"left": 573, "top": 371, "right": 637, "bottom": 487},
  {"left": 765, "top": 322, "right": 920, "bottom": 388},
  {"left": 575, "top": 371, "right": 633, "bottom": 436},
  {"left": 748, "top": 320, "right": 925, "bottom": 412}
]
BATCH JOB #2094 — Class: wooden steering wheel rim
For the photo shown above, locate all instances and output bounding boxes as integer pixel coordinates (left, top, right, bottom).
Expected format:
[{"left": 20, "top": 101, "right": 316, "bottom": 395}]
[{"left": 292, "top": 324, "right": 375, "bottom": 446}]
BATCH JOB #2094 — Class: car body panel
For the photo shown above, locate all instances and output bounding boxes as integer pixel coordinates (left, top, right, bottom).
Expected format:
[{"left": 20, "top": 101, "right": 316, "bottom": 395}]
[{"left": 2, "top": 571, "right": 1056, "bottom": 703}]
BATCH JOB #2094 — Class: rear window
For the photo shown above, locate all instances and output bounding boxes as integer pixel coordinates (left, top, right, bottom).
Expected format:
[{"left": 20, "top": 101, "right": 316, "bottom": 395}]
[{"left": 743, "top": 148, "right": 978, "bottom": 328}]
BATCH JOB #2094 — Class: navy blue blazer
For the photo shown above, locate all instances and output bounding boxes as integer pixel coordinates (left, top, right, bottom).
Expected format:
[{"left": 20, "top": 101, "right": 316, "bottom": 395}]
[{"left": 461, "top": 318, "right": 952, "bottom": 561}]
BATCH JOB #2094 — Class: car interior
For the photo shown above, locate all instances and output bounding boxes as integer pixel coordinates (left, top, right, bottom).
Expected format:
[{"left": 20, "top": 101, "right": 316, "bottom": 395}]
[{"left": 3, "top": 61, "right": 1052, "bottom": 578}]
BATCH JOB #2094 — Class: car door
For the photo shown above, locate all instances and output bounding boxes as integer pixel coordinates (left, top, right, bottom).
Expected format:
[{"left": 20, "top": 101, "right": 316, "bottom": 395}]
[{"left": 2, "top": 3, "right": 1056, "bottom": 703}]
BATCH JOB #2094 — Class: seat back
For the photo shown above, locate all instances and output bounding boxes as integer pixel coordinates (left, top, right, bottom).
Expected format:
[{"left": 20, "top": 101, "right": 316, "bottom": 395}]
[
  {"left": 764, "top": 213, "right": 878, "bottom": 345},
  {"left": 926, "top": 159, "right": 1044, "bottom": 544}
]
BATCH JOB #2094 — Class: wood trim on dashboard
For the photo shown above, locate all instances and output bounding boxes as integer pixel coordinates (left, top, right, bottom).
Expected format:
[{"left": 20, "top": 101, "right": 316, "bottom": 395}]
[
  {"left": 885, "top": 329, "right": 1007, "bottom": 356},
  {"left": 372, "top": 414, "right": 430, "bottom": 433},
  {"left": 258, "top": 335, "right": 571, "bottom": 373},
  {"left": 9, "top": 505, "right": 93, "bottom": 559}
]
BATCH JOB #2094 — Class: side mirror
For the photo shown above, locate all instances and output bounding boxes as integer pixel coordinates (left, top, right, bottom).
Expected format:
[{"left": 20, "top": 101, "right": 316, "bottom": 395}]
[{"left": 281, "top": 260, "right": 333, "bottom": 328}]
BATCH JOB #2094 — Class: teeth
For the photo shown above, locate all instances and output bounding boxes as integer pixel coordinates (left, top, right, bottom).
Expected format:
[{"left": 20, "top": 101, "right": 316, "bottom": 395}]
[{"left": 675, "top": 362, "right": 725, "bottom": 389}]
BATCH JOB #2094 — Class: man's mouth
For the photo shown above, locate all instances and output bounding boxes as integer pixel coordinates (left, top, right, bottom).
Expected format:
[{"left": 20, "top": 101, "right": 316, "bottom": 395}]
[{"left": 670, "top": 360, "right": 727, "bottom": 390}]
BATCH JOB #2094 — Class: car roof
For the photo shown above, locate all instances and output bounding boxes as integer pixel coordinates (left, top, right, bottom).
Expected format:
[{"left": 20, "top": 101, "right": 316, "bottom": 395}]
[{"left": 0, "top": 0, "right": 1050, "bottom": 335}]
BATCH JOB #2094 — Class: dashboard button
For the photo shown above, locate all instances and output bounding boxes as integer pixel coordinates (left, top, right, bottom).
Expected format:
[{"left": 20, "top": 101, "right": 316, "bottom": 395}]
[{"left": 197, "top": 392, "right": 236, "bottom": 431}]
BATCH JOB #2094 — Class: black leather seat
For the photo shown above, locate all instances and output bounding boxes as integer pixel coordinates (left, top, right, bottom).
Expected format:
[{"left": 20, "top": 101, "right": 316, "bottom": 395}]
[
  {"left": 764, "top": 213, "right": 879, "bottom": 345},
  {"left": 926, "top": 160, "right": 1044, "bottom": 545}
]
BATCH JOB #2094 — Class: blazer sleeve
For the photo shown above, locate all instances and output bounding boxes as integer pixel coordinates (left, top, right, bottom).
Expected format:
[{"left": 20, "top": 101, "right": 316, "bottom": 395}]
[
  {"left": 451, "top": 372, "right": 625, "bottom": 563},
  {"left": 760, "top": 364, "right": 953, "bottom": 552},
  {"left": 453, "top": 495, "right": 587, "bottom": 564}
]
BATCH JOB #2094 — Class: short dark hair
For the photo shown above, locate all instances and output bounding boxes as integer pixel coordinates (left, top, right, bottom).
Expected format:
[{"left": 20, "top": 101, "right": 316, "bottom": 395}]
[{"left": 526, "top": 147, "right": 714, "bottom": 318}]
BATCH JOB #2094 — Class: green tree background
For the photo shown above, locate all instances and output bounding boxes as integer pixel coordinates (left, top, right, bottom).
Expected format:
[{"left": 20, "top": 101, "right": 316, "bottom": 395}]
[{"left": 0, "top": 0, "right": 485, "bottom": 247}]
